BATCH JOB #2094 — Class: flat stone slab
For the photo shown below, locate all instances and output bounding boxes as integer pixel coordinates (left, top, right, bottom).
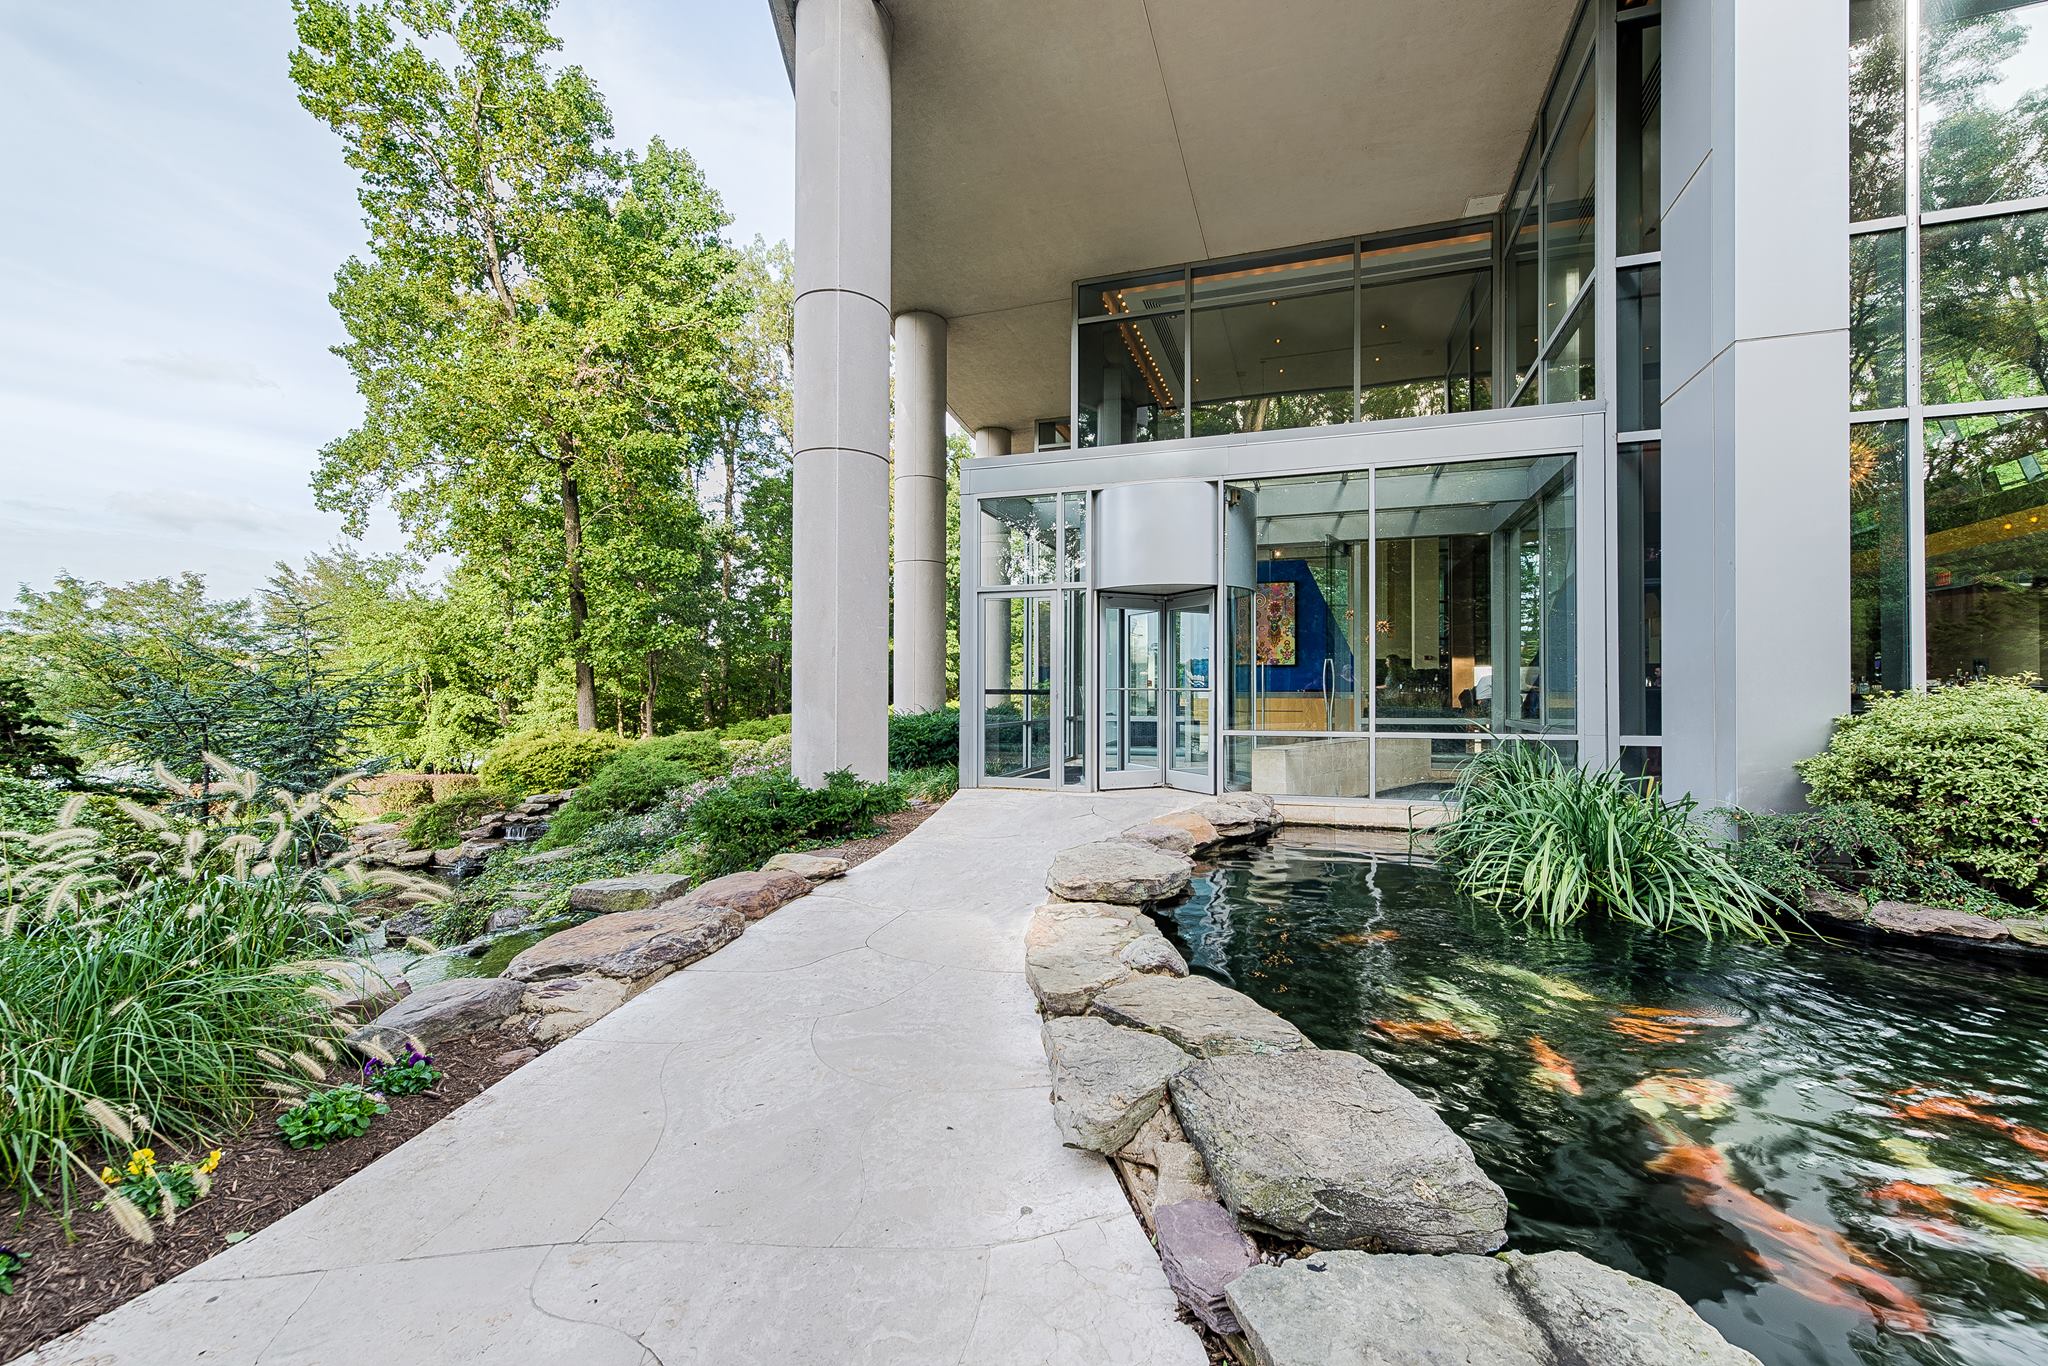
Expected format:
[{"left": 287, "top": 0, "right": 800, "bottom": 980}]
[
  {"left": 567, "top": 872, "right": 692, "bottom": 914},
  {"left": 502, "top": 905, "right": 744, "bottom": 983},
  {"left": 1122, "top": 818, "right": 1202, "bottom": 856},
  {"left": 347, "top": 976, "right": 524, "bottom": 1055},
  {"left": 515, "top": 846, "right": 584, "bottom": 867},
  {"left": 1226, "top": 1253, "right": 1549, "bottom": 1366},
  {"left": 1043, "top": 1016, "right": 1192, "bottom": 1153},
  {"left": 1804, "top": 886, "right": 1868, "bottom": 924},
  {"left": 1046, "top": 839, "right": 1192, "bottom": 906},
  {"left": 1025, "top": 901, "right": 1141, "bottom": 1015},
  {"left": 1092, "top": 974, "right": 1308, "bottom": 1057},
  {"left": 1171, "top": 1049, "right": 1508, "bottom": 1253},
  {"left": 1502, "top": 1249, "right": 1763, "bottom": 1366},
  {"left": 1868, "top": 900, "right": 2010, "bottom": 941},
  {"left": 762, "top": 851, "right": 850, "bottom": 882},
  {"left": 1120, "top": 933, "right": 1189, "bottom": 976},
  {"left": 1154, "top": 1199, "right": 1258, "bottom": 1336},
  {"left": 680, "top": 868, "right": 814, "bottom": 921},
  {"left": 523, "top": 974, "right": 630, "bottom": 1044},
  {"left": 301, "top": 958, "right": 409, "bottom": 1015}
]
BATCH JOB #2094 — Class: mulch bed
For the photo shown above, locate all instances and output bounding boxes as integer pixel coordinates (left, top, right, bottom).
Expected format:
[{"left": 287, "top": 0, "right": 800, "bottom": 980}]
[
  {"left": 0, "top": 1033, "right": 547, "bottom": 1362},
  {"left": 810, "top": 800, "right": 941, "bottom": 869}
]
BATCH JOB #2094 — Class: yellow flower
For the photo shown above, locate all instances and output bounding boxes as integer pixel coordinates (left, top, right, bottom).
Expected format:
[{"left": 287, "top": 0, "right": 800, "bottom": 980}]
[
  {"left": 199, "top": 1150, "right": 222, "bottom": 1175},
  {"left": 99, "top": 1166, "right": 117, "bottom": 1185},
  {"left": 126, "top": 1147, "right": 157, "bottom": 1176}
]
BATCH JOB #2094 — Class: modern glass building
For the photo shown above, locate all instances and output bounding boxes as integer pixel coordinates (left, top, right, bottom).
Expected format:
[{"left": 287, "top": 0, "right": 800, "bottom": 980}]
[{"left": 771, "top": 0, "right": 2034, "bottom": 812}]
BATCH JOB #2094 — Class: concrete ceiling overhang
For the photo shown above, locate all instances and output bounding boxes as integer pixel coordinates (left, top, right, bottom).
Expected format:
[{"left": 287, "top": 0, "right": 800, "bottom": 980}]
[{"left": 771, "top": 0, "right": 1579, "bottom": 441}]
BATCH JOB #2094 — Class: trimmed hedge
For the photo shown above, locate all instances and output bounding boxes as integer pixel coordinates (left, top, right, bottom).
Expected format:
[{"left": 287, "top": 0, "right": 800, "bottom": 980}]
[
  {"left": 719, "top": 714, "right": 792, "bottom": 743},
  {"left": 1799, "top": 680, "right": 2048, "bottom": 908},
  {"left": 888, "top": 707, "right": 960, "bottom": 769},
  {"left": 476, "top": 728, "right": 629, "bottom": 800},
  {"left": 685, "top": 769, "right": 904, "bottom": 879},
  {"left": 537, "top": 732, "right": 733, "bottom": 849}
]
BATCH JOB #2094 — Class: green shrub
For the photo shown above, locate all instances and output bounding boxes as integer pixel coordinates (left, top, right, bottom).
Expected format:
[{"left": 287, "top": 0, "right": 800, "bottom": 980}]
[
  {"left": 476, "top": 728, "right": 629, "bottom": 800},
  {"left": 1730, "top": 800, "right": 2027, "bottom": 917},
  {"left": 1798, "top": 680, "right": 2048, "bottom": 909},
  {"left": 0, "top": 775, "right": 61, "bottom": 835},
  {"left": 536, "top": 732, "right": 732, "bottom": 850},
  {"left": 719, "top": 714, "right": 792, "bottom": 743},
  {"left": 1433, "top": 742, "right": 1782, "bottom": 940},
  {"left": 277, "top": 1085, "right": 388, "bottom": 1149},
  {"left": 685, "top": 769, "right": 905, "bottom": 879},
  {"left": 360, "top": 1046, "right": 442, "bottom": 1097},
  {"left": 888, "top": 707, "right": 960, "bottom": 769},
  {"left": 404, "top": 787, "right": 513, "bottom": 850},
  {"left": 378, "top": 776, "right": 435, "bottom": 812},
  {"left": 892, "top": 764, "right": 959, "bottom": 804},
  {"left": 0, "top": 1244, "right": 26, "bottom": 1295}
]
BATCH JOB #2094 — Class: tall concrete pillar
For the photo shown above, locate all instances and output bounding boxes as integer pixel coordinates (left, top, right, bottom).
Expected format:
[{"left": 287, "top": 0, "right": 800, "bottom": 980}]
[
  {"left": 892, "top": 311, "right": 948, "bottom": 713},
  {"left": 971, "top": 427, "right": 1014, "bottom": 694},
  {"left": 1659, "top": 0, "right": 1849, "bottom": 810},
  {"left": 792, "top": 0, "right": 890, "bottom": 785}
]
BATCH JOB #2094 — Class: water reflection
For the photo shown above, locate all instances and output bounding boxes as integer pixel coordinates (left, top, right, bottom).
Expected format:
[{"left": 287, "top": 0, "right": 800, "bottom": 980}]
[{"left": 1158, "top": 839, "right": 2048, "bottom": 1366}]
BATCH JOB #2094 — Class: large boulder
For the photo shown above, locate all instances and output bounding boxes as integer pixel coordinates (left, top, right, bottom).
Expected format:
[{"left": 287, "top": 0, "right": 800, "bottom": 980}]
[
  {"left": 762, "top": 851, "right": 850, "bottom": 883},
  {"left": 1225, "top": 1254, "right": 1549, "bottom": 1366},
  {"left": 679, "top": 868, "right": 813, "bottom": 922},
  {"left": 522, "top": 974, "right": 631, "bottom": 1044},
  {"left": 567, "top": 873, "right": 693, "bottom": 914},
  {"left": 1153, "top": 1199, "right": 1258, "bottom": 1336},
  {"left": 1868, "top": 900, "right": 2010, "bottom": 941},
  {"left": 1189, "top": 801, "right": 1263, "bottom": 841},
  {"left": 347, "top": 976, "right": 525, "bottom": 1054},
  {"left": 1120, "top": 933, "right": 1189, "bottom": 977},
  {"left": 1025, "top": 902, "right": 1141, "bottom": 1015},
  {"left": 502, "top": 905, "right": 744, "bottom": 983},
  {"left": 1804, "top": 886, "right": 1868, "bottom": 924},
  {"left": 1170, "top": 1050, "right": 1507, "bottom": 1253},
  {"left": 1042, "top": 1016, "right": 1192, "bottom": 1153},
  {"left": 1091, "top": 975, "right": 1307, "bottom": 1057},
  {"left": 1503, "top": 1250, "right": 1763, "bottom": 1366},
  {"left": 1046, "top": 840, "right": 1192, "bottom": 906}
]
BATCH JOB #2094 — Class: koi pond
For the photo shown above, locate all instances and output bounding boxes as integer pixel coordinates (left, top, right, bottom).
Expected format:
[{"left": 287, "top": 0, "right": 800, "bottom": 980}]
[{"left": 1160, "top": 835, "right": 2048, "bottom": 1366}]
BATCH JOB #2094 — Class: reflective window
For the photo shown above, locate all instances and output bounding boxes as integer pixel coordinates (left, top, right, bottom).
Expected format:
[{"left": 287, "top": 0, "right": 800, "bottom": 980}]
[
  {"left": 1851, "top": 231, "right": 1907, "bottom": 409},
  {"left": 1617, "top": 16, "right": 1662, "bottom": 255},
  {"left": 982, "top": 595, "right": 1053, "bottom": 780},
  {"left": 1851, "top": 422, "right": 1913, "bottom": 702},
  {"left": 1190, "top": 246, "right": 1354, "bottom": 435},
  {"left": 1852, "top": 0, "right": 1908, "bottom": 221},
  {"left": 1035, "top": 418, "right": 1071, "bottom": 451},
  {"left": 1618, "top": 266, "right": 1661, "bottom": 431},
  {"left": 1077, "top": 314, "right": 1185, "bottom": 446},
  {"left": 1543, "top": 67, "right": 1598, "bottom": 340},
  {"left": 1542, "top": 295, "right": 1595, "bottom": 404},
  {"left": 978, "top": 495, "right": 1059, "bottom": 587},
  {"left": 1545, "top": 7, "right": 1595, "bottom": 148},
  {"left": 1062, "top": 589, "right": 1087, "bottom": 786},
  {"left": 1924, "top": 411, "right": 2048, "bottom": 682},
  {"left": 1059, "top": 491, "right": 1088, "bottom": 580},
  {"left": 1922, "top": 0, "right": 2048, "bottom": 212},
  {"left": 1921, "top": 209, "right": 2048, "bottom": 404},
  {"left": 1619, "top": 443, "right": 1662, "bottom": 736}
]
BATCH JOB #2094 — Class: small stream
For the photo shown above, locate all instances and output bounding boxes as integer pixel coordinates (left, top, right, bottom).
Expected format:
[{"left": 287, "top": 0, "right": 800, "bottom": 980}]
[{"left": 1158, "top": 836, "right": 2048, "bottom": 1366}]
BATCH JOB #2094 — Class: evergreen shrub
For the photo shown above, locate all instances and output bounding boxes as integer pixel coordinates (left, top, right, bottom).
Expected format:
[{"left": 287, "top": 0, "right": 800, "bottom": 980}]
[{"left": 476, "top": 728, "right": 628, "bottom": 799}]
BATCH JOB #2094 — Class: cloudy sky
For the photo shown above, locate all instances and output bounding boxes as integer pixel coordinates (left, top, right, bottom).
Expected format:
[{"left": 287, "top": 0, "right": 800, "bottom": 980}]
[{"left": 0, "top": 1, "right": 794, "bottom": 602}]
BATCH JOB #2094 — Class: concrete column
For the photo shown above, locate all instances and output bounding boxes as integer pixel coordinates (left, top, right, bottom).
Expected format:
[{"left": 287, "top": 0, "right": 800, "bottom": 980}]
[
  {"left": 792, "top": 0, "right": 890, "bottom": 785},
  {"left": 971, "top": 428, "right": 1013, "bottom": 693},
  {"left": 1659, "top": 0, "right": 1850, "bottom": 810},
  {"left": 891, "top": 311, "right": 949, "bottom": 713}
]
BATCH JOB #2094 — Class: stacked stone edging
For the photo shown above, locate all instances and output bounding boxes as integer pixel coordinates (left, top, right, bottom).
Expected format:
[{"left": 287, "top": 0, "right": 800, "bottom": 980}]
[
  {"left": 1806, "top": 886, "right": 2048, "bottom": 959},
  {"left": 1030, "top": 794, "right": 1758, "bottom": 1366}
]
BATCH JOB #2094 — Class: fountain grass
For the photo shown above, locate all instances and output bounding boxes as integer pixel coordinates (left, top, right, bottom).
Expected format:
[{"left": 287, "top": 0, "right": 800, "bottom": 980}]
[{"left": 1433, "top": 742, "right": 1784, "bottom": 940}]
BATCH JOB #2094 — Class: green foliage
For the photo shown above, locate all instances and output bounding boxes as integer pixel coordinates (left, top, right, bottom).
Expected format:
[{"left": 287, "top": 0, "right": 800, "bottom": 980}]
[
  {"left": 718, "top": 714, "right": 791, "bottom": 743},
  {"left": 684, "top": 769, "right": 904, "bottom": 880},
  {"left": 97, "top": 1145, "right": 220, "bottom": 1224},
  {"left": 360, "top": 1047, "right": 442, "bottom": 1097},
  {"left": 888, "top": 707, "right": 960, "bottom": 769},
  {"left": 1433, "top": 743, "right": 1782, "bottom": 940},
  {"left": 417, "top": 686, "right": 502, "bottom": 772},
  {"left": 891, "top": 764, "right": 959, "bottom": 804},
  {"left": 0, "top": 676, "right": 78, "bottom": 781},
  {"left": 0, "top": 776, "right": 61, "bottom": 836},
  {"left": 1730, "top": 801, "right": 2026, "bottom": 917},
  {"left": 277, "top": 1085, "right": 388, "bottom": 1150},
  {"left": 537, "top": 731, "right": 731, "bottom": 849},
  {"left": 404, "top": 788, "right": 514, "bottom": 850},
  {"left": 477, "top": 728, "right": 628, "bottom": 799},
  {"left": 0, "top": 1244, "right": 25, "bottom": 1295},
  {"left": 379, "top": 776, "right": 435, "bottom": 811},
  {"left": 1798, "top": 681, "right": 2048, "bottom": 908}
]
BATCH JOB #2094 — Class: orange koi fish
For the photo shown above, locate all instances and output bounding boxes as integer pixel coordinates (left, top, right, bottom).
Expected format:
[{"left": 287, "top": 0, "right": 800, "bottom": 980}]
[
  {"left": 1527, "top": 1036, "right": 1583, "bottom": 1095},
  {"left": 1891, "top": 1090, "right": 2048, "bottom": 1157},
  {"left": 1624, "top": 1074, "right": 1736, "bottom": 1120},
  {"left": 1648, "top": 1134, "right": 1930, "bottom": 1333},
  {"left": 1373, "top": 1018, "right": 1483, "bottom": 1045},
  {"left": 1869, "top": 1180, "right": 1951, "bottom": 1214},
  {"left": 1970, "top": 1178, "right": 2048, "bottom": 1216},
  {"left": 1327, "top": 929, "right": 1401, "bottom": 947},
  {"left": 1609, "top": 1004, "right": 1742, "bottom": 1045}
]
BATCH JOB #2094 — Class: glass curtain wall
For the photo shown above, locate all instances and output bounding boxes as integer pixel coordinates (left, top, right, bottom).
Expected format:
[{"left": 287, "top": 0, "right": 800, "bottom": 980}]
[
  {"left": 1615, "top": 2, "right": 1664, "bottom": 775},
  {"left": 1850, "top": 0, "right": 2048, "bottom": 698},
  {"left": 1221, "top": 453, "right": 1577, "bottom": 800},
  {"left": 1077, "top": 227, "right": 1493, "bottom": 446},
  {"left": 976, "top": 492, "right": 1089, "bottom": 785}
]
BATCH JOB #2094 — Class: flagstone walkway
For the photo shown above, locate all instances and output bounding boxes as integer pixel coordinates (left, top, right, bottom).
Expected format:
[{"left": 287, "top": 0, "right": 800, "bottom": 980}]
[{"left": 18, "top": 788, "right": 1208, "bottom": 1366}]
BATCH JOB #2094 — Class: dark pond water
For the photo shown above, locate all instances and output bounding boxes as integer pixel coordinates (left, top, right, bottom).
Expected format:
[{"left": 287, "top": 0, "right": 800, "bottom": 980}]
[{"left": 1159, "top": 836, "right": 2048, "bottom": 1366}]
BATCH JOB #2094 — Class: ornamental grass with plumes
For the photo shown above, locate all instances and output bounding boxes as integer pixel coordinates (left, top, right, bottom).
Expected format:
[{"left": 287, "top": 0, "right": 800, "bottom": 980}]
[
  {"left": 0, "top": 762, "right": 442, "bottom": 1221},
  {"left": 1433, "top": 741, "right": 1783, "bottom": 940}
]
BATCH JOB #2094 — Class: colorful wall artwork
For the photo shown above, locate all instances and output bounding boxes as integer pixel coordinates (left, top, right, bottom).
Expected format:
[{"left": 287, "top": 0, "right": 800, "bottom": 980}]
[{"left": 1255, "top": 582, "right": 1297, "bottom": 667}]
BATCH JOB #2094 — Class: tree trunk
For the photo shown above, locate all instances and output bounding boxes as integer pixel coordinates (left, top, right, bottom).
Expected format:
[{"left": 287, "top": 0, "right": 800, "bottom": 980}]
[
  {"left": 560, "top": 464, "right": 599, "bottom": 730},
  {"left": 640, "top": 651, "right": 658, "bottom": 737}
]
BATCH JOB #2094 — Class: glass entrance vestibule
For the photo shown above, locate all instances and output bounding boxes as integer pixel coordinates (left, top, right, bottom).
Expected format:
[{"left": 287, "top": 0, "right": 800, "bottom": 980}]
[{"left": 960, "top": 410, "right": 1605, "bottom": 799}]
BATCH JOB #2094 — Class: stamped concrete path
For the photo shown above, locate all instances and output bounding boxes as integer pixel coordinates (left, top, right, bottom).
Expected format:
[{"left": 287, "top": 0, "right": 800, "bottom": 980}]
[{"left": 21, "top": 789, "right": 1208, "bottom": 1366}]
